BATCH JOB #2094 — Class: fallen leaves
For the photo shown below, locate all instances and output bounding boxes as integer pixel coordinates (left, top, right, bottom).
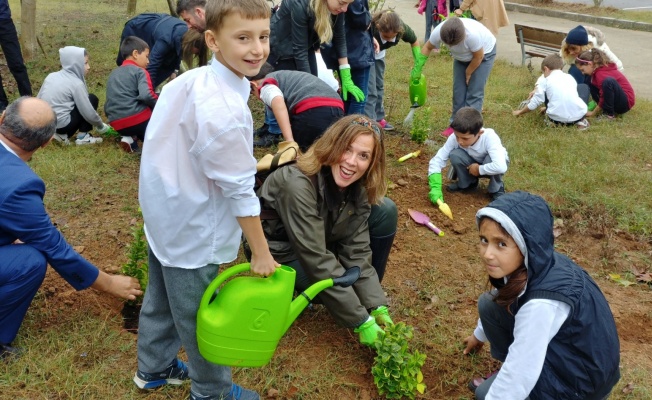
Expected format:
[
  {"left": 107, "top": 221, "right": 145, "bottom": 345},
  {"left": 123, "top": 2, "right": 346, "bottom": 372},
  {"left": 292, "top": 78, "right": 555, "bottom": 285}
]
[{"left": 609, "top": 273, "right": 635, "bottom": 287}]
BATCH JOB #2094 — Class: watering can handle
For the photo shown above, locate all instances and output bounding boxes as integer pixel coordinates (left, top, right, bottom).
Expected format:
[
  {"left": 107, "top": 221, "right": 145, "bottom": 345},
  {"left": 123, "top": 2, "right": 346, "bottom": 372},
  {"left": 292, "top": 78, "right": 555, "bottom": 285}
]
[
  {"left": 200, "top": 263, "right": 251, "bottom": 308},
  {"left": 332, "top": 266, "right": 360, "bottom": 288}
]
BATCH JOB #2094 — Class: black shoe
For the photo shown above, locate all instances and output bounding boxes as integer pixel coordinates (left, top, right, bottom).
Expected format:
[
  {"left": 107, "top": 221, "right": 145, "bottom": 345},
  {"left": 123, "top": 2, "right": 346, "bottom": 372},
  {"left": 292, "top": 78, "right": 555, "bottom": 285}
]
[
  {"left": 253, "top": 132, "right": 281, "bottom": 148},
  {"left": 254, "top": 123, "right": 269, "bottom": 138},
  {"left": 1, "top": 343, "right": 23, "bottom": 361},
  {"left": 490, "top": 187, "right": 506, "bottom": 201},
  {"left": 446, "top": 182, "right": 478, "bottom": 193}
]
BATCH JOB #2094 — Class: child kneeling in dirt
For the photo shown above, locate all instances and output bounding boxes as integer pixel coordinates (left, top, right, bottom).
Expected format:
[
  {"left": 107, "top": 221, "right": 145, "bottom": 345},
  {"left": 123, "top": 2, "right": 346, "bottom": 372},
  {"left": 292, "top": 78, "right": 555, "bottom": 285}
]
[
  {"left": 427, "top": 107, "right": 508, "bottom": 204},
  {"left": 462, "top": 191, "right": 620, "bottom": 399},
  {"left": 105, "top": 36, "right": 158, "bottom": 153}
]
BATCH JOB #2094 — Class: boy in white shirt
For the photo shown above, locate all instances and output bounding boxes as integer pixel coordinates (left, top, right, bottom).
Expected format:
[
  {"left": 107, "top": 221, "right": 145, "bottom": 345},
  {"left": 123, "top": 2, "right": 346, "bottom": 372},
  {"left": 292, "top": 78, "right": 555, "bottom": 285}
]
[
  {"left": 428, "top": 107, "right": 509, "bottom": 203},
  {"left": 513, "top": 54, "right": 589, "bottom": 130},
  {"left": 135, "top": 1, "right": 279, "bottom": 399}
]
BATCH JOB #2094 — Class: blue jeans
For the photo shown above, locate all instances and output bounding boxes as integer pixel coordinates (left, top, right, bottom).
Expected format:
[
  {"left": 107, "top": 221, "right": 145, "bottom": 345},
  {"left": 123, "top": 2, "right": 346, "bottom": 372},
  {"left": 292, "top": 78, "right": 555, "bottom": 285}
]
[
  {"left": 344, "top": 66, "right": 371, "bottom": 115},
  {"left": 264, "top": 107, "right": 281, "bottom": 135},
  {"left": 450, "top": 45, "right": 496, "bottom": 123}
]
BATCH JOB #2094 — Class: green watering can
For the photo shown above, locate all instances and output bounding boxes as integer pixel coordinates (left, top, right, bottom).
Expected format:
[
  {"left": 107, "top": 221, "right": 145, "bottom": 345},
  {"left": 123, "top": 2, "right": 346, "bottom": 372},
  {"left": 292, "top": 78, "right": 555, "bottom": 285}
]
[
  {"left": 409, "top": 73, "right": 427, "bottom": 108},
  {"left": 197, "top": 263, "right": 360, "bottom": 367}
]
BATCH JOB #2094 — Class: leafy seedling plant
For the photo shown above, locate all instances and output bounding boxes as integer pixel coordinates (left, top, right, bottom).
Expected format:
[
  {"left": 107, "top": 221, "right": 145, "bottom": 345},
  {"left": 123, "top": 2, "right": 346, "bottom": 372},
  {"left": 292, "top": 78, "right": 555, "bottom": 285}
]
[
  {"left": 121, "top": 219, "right": 148, "bottom": 304},
  {"left": 410, "top": 107, "right": 432, "bottom": 144},
  {"left": 372, "top": 322, "right": 427, "bottom": 399}
]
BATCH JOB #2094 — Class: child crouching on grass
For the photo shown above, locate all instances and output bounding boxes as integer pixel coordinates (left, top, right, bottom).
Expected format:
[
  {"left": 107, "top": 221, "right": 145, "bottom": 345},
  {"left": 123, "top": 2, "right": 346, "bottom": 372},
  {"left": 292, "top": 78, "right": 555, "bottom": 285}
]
[
  {"left": 575, "top": 48, "right": 635, "bottom": 121},
  {"left": 463, "top": 191, "right": 620, "bottom": 399},
  {"left": 105, "top": 36, "right": 158, "bottom": 153},
  {"left": 513, "top": 54, "right": 590, "bottom": 130}
]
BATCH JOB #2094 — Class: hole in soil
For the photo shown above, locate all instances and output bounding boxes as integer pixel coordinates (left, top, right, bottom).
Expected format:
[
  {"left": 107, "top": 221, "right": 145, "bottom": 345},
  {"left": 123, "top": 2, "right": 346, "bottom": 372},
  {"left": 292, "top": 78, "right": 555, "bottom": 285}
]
[{"left": 121, "top": 302, "right": 141, "bottom": 334}]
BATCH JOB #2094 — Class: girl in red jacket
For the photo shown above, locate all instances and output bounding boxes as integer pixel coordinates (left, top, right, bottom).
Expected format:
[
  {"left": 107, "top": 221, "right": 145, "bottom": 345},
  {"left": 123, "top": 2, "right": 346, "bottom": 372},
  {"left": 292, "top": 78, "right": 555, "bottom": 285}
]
[{"left": 575, "top": 48, "right": 635, "bottom": 120}]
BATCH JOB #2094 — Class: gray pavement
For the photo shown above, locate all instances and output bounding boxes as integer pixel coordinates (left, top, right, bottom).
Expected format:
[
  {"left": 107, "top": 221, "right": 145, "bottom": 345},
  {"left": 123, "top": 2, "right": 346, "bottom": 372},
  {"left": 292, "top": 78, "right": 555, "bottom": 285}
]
[{"left": 385, "top": 0, "right": 651, "bottom": 100}]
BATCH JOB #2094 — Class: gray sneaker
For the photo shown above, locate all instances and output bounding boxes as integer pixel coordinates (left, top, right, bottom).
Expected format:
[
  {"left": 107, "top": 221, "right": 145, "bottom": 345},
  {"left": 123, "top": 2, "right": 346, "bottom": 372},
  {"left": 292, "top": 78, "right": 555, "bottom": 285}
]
[
  {"left": 189, "top": 383, "right": 260, "bottom": 400},
  {"left": 75, "top": 132, "right": 103, "bottom": 145}
]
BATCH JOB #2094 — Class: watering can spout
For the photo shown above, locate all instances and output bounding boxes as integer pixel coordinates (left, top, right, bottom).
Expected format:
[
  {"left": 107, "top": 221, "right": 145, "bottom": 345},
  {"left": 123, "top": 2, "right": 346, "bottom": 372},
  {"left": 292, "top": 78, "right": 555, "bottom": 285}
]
[{"left": 285, "top": 266, "right": 361, "bottom": 333}]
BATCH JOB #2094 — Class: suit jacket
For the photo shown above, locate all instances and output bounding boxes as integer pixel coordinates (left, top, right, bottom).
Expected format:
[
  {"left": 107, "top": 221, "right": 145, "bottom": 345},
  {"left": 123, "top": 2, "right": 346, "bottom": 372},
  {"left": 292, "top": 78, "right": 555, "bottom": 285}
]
[{"left": 0, "top": 144, "right": 98, "bottom": 290}]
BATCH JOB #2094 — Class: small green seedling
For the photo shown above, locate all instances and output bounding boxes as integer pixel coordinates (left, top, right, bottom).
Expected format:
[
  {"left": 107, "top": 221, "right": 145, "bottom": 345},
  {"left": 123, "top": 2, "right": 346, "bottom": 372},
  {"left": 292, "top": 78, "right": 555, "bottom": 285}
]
[
  {"left": 121, "top": 219, "right": 148, "bottom": 304},
  {"left": 372, "top": 322, "right": 427, "bottom": 399},
  {"left": 410, "top": 107, "right": 431, "bottom": 144}
]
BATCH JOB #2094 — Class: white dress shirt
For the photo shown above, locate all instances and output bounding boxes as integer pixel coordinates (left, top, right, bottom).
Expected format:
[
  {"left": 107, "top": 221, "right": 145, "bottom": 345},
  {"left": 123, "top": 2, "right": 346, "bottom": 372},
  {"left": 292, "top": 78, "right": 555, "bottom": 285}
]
[
  {"left": 139, "top": 57, "right": 260, "bottom": 268},
  {"left": 528, "top": 70, "right": 588, "bottom": 123}
]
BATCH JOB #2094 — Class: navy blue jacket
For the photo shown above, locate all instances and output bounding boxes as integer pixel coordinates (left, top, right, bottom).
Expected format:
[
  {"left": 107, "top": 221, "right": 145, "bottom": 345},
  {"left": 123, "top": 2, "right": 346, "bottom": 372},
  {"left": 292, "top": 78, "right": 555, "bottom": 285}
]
[
  {"left": 488, "top": 191, "right": 620, "bottom": 400},
  {"left": 0, "top": 145, "right": 98, "bottom": 290},
  {"left": 321, "top": 0, "right": 374, "bottom": 71},
  {"left": 0, "top": 0, "right": 11, "bottom": 20},
  {"left": 116, "top": 13, "right": 188, "bottom": 88}
]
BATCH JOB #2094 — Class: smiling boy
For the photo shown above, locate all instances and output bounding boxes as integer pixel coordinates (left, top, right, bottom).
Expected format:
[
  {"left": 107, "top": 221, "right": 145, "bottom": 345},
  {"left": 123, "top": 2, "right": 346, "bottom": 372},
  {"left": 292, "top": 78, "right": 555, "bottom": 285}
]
[
  {"left": 427, "top": 107, "right": 509, "bottom": 204},
  {"left": 135, "top": 1, "right": 278, "bottom": 399}
]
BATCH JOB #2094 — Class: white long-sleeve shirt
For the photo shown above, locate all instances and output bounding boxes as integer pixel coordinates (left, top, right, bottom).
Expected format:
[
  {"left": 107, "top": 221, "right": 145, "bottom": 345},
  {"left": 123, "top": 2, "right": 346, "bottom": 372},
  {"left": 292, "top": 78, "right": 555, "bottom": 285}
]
[
  {"left": 428, "top": 18, "right": 495, "bottom": 62},
  {"left": 428, "top": 128, "right": 508, "bottom": 176},
  {"left": 139, "top": 58, "right": 260, "bottom": 268},
  {"left": 474, "top": 298, "right": 571, "bottom": 400},
  {"left": 527, "top": 70, "right": 587, "bottom": 123}
]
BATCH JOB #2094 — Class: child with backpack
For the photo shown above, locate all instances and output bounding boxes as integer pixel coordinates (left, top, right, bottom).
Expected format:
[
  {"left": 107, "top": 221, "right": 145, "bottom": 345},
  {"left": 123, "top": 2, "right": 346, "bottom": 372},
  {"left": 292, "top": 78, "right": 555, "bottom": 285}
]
[{"left": 365, "top": 10, "right": 420, "bottom": 131}]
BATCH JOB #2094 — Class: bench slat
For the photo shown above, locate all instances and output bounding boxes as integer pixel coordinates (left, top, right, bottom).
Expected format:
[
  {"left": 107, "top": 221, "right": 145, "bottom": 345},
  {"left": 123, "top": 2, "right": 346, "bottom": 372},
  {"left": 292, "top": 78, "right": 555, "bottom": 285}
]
[{"left": 514, "top": 24, "right": 566, "bottom": 66}]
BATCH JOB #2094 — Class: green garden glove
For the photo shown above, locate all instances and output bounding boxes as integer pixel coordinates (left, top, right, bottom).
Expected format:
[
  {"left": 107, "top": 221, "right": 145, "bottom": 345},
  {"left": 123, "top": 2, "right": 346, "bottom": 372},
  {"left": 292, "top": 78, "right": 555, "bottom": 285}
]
[
  {"left": 339, "top": 65, "right": 365, "bottom": 102},
  {"left": 428, "top": 173, "right": 443, "bottom": 205},
  {"left": 411, "top": 45, "right": 422, "bottom": 60},
  {"left": 411, "top": 51, "right": 428, "bottom": 82}
]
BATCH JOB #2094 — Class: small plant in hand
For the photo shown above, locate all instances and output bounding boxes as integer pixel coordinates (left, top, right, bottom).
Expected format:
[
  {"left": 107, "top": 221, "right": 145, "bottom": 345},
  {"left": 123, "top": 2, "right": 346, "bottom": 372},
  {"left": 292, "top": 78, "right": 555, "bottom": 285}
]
[
  {"left": 121, "top": 219, "right": 148, "bottom": 305},
  {"left": 101, "top": 126, "right": 121, "bottom": 140},
  {"left": 372, "top": 322, "right": 427, "bottom": 399},
  {"left": 410, "top": 107, "right": 431, "bottom": 144}
]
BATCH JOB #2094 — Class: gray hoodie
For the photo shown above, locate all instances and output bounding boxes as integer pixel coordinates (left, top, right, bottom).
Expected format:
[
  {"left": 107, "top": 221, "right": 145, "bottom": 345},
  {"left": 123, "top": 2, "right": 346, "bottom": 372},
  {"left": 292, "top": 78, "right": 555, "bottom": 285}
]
[{"left": 37, "top": 46, "right": 103, "bottom": 129}]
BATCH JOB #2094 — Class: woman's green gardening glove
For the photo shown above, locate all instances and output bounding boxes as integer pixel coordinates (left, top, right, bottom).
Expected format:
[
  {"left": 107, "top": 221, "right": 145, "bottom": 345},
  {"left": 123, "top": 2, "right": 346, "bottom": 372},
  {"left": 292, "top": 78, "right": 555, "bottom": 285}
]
[
  {"left": 411, "top": 51, "right": 428, "bottom": 82},
  {"left": 428, "top": 173, "right": 443, "bottom": 205},
  {"left": 339, "top": 64, "right": 365, "bottom": 102}
]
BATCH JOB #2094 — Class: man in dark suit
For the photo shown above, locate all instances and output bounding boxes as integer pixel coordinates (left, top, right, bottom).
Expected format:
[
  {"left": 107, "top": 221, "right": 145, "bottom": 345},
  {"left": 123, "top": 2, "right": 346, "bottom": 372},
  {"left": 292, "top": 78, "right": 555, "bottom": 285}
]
[{"left": 0, "top": 97, "right": 142, "bottom": 360}]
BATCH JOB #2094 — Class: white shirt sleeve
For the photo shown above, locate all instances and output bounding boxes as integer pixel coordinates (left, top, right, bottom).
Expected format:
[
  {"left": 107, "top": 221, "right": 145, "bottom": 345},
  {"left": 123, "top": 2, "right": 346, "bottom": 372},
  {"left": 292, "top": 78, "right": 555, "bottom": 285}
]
[
  {"left": 260, "top": 84, "right": 284, "bottom": 108},
  {"left": 486, "top": 299, "right": 571, "bottom": 400}
]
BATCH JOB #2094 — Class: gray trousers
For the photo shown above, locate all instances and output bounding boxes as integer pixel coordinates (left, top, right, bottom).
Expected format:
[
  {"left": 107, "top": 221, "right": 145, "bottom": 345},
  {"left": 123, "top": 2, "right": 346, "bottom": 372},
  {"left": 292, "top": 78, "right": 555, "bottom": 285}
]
[
  {"left": 449, "top": 148, "right": 506, "bottom": 194},
  {"left": 137, "top": 250, "right": 233, "bottom": 397},
  {"left": 364, "top": 57, "right": 386, "bottom": 122},
  {"left": 450, "top": 45, "right": 497, "bottom": 123}
]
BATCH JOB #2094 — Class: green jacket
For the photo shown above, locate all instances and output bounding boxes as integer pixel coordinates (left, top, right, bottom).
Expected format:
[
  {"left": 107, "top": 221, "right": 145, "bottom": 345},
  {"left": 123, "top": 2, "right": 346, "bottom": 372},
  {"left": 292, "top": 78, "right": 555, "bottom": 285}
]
[{"left": 258, "top": 164, "right": 386, "bottom": 327}]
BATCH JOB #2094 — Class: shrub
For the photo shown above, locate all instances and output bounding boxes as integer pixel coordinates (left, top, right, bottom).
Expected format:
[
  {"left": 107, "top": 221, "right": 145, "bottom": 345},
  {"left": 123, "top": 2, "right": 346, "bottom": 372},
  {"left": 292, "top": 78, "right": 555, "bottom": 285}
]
[{"left": 121, "top": 219, "right": 148, "bottom": 303}]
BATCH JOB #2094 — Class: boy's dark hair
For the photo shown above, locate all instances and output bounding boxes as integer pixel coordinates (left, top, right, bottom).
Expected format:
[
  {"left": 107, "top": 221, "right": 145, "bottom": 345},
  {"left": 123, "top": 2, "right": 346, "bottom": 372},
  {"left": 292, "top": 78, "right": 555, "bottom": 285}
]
[
  {"left": 120, "top": 36, "right": 150, "bottom": 60},
  {"left": 246, "top": 62, "right": 274, "bottom": 81},
  {"left": 372, "top": 10, "right": 404, "bottom": 36},
  {"left": 450, "top": 107, "right": 483, "bottom": 135},
  {"left": 205, "top": 0, "right": 270, "bottom": 33},
  {"left": 176, "top": 0, "right": 206, "bottom": 15},
  {"left": 440, "top": 17, "right": 465, "bottom": 46},
  {"left": 541, "top": 54, "right": 563, "bottom": 71}
]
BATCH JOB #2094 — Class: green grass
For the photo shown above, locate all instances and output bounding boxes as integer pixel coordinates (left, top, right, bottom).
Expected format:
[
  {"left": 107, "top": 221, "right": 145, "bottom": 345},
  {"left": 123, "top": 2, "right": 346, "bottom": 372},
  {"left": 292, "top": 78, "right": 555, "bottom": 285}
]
[{"left": 1, "top": 0, "right": 651, "bottom": 399}]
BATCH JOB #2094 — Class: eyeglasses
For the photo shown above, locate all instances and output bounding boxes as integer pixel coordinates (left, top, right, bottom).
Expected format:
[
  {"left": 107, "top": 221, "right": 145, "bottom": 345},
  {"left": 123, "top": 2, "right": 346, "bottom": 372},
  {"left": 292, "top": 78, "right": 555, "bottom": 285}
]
[{"left": 350, "top": 116, "right": 382, "bottom": 138}]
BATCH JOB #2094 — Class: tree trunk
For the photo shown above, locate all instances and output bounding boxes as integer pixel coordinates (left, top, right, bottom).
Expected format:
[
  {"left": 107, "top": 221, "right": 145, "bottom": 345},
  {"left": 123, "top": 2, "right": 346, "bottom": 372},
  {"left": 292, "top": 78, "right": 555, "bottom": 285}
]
[
  {"left": 19, "top": 0, "right": 37, "bottom": 60},
  {"left": 127, "top": 0, "right": 137, "bottom": 15},
  {"left": 166, "top": 0, "right": 178, "bottom": 17}
]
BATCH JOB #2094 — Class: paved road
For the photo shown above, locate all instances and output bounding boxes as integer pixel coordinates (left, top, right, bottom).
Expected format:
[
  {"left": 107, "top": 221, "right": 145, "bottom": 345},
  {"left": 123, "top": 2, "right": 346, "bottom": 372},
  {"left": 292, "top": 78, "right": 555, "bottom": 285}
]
[
  {"left": 387, "top": 0, "right": 651, "bottom": 100},
  {"left": 553, "top": 0, "right": 652, "bottom": 10}
]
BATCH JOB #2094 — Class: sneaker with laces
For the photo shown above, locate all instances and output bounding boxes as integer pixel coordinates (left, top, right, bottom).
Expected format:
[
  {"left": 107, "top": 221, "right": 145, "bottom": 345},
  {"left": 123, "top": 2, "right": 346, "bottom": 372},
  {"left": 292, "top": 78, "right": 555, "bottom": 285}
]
[
  {"left": 120, "top": 136, "right": 134, "bottom": 153},
  {"left": 354, "top": 317, "right": 384, "bottom": 346},
  {"left": 254, "top": 123, "right": 269, "bottom": 138},
  {"left": 190, "top": 383, "right": 260, "bottom": 400},
  {"left": 576, "top": 118, "right": 590, "bottom": 131},
  {"left": 490, "top": 187, "right": 506, "bottom": 201},
  {"left": 440, "top": 126, "right": 455, "bottom": 138},
  {"left": 52, "top": 133, "right": 71, "bottom": 145},
  {"left": 75, "top": 132, "right": 103, "bottom": 145},
  {"left": 133, "top": 358, "right": 189, "bottom": 389},
  {"left": 253, "top": 132, "right": 281, "bottom": 148},
  {"left": 596, "top": 114, "right": 616, "bottom": 122},
  {"left": 378, "top": 119, "right": 395, "bottom": 131},
  {"left": 370, "top": 305, "right": 393, "bottom": 326},
  {"left": 446, "top": 181, "right": 478, "bottom": 193}
]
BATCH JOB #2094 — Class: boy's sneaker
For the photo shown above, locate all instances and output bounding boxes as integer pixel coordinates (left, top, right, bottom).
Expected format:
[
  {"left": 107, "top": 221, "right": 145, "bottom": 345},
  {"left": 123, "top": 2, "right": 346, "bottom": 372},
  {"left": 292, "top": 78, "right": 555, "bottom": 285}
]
[
  {"left": 370, "top": 305, "right": 393, "bottom": 326},
  {"left": 254, "top": 123, "right": 269, "bottom": 138},
  {"left": 440, "top": 126, "right": 455, "bottom": 138},
  {"left": 576, "top": 118, "right": 590, "bottom": 131},
  {"left": 190, "top": 384, "right": 260, "bottom": 400},
  {"left": 354, "top": 317, "right": 384, "bottom": 346},
  {"left": 75, "top": 132, "right": 103, "bottom": 145},
  {"left": 52, "top": 133, "right": 71, "bottom": 145},
  {"left": 378, "top": 119, "right": 395, "bottom": 131},
  {"left": 133, "top": 358, "right": 189, "bottom": 390},
  {"left": 596, "top": 114, "right": 616, "bottom": 122},
  {"left": 446, "top": 181, "right": 478, "bottom": 193},
  {"left": 490, "top": 187, "right": 506, "bottom": 201},
  {"left": 120, "top": 136, "right": 135, "bottom": 153},
  {"left": 253, "top": 132, "right": 281, "bottom": 148}
]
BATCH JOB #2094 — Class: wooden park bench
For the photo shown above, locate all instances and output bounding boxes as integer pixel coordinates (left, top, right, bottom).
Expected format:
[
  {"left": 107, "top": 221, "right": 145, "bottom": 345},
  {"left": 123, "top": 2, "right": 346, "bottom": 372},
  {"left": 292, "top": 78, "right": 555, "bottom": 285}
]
[{"left": 514, "top": 24, "right": 567, "bottom": 67}]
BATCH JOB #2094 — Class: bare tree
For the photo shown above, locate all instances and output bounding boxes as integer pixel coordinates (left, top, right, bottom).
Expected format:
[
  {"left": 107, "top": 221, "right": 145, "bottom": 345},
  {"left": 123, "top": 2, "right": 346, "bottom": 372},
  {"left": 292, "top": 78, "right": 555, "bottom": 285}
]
[
  {"left": 167, "top": 0, "right": 178, "bottom": 17},
  {"left": 127, "top": 0, "right": 137, "bottom": 15},
  {"left": 19, "top": 0, "right": 37, "bottom": 60}
]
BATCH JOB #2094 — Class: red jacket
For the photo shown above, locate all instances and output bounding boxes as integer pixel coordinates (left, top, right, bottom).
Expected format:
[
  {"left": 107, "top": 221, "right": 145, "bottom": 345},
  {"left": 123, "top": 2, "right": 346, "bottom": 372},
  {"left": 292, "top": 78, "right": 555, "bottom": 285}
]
[{"left": 591, "top": 63, "right": 635, "bottom": 109}]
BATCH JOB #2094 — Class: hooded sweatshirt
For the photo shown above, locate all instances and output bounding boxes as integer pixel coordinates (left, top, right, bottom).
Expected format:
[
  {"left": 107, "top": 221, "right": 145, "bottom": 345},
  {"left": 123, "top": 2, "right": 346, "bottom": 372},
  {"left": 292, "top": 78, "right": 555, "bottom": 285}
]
[
  {"left": 37, "top": 46, "right": 103, "bottom": 129},
  {"left": 474, "top": 191, "right": 620, "bottom": 400},
  {"left": 591, "top": 63, "right": 635, "bottom": 110}
]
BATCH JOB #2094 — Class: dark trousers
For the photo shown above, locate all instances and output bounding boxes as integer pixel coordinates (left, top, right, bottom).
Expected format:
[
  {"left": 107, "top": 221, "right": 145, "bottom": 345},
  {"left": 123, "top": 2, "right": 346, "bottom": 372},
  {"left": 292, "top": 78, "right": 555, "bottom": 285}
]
[
  {"left": 343, "top": 66, "right": 371, "bottom": 115},
  {"left": 117, "top": 119, "right": 149, "bottom": 142},
  {"left": 449, "top": 149, "right": 506, "bottom": 194},
  {"left": 0, "top": 17, "right": 32, "bottom": 110},
  {"left": 0, "top": 244, "right": 47, "bottom": 344},
  {"left": 291, "top": 106, "right": 344, "bottom": 151},
  {"left": 56, "top": 94, "right": 99, "bottom": 137},
  {"left": 591, "top": 77, "right": 630, "bottom": 116}
]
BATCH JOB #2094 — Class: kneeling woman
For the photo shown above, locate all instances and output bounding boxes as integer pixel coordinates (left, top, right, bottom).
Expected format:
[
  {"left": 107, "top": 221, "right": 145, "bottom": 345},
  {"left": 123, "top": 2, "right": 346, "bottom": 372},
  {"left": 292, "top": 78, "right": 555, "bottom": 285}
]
[{"left": 257, "top": 114, "right": 396, "bottom": 345}]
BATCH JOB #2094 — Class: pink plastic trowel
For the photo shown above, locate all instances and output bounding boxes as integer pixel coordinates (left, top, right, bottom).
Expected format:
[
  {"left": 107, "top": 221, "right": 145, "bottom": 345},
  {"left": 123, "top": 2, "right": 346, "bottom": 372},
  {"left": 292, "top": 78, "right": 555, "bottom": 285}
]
[{"left": 408, "top": 209, "right": 444, "bottom": 237}]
